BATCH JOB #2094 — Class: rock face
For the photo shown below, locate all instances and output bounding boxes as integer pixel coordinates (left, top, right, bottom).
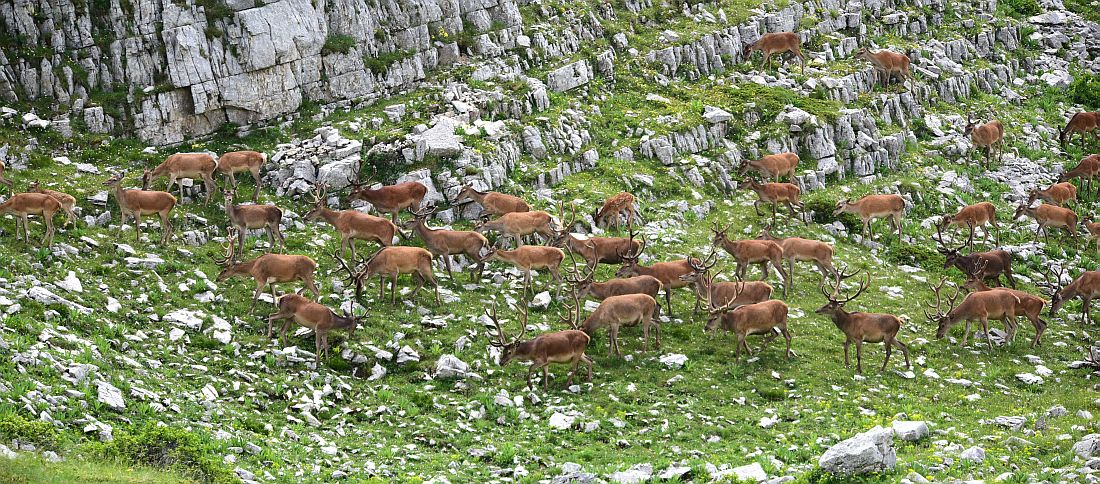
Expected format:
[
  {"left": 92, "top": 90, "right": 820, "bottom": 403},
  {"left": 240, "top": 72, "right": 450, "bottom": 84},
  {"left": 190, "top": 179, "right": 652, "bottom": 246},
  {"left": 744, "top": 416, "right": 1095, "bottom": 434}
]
[{"left": 819, "top": 426, "right": 897, "bottom": 475}]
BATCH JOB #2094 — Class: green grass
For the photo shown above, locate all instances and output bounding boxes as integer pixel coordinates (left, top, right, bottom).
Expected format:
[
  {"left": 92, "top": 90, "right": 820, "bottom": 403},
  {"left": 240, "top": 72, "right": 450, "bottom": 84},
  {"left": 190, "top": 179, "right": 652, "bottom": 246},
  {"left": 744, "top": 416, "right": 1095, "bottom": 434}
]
[{"left": 0, "top": 455, "right": 191, "bottom": 484}]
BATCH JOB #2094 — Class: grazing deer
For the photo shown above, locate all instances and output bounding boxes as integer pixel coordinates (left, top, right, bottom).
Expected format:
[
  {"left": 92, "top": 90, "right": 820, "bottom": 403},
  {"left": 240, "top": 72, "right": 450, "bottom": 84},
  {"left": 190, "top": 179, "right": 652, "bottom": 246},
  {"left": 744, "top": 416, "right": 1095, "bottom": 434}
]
[
  {"left": 486, "top": 300, "right": 593, "bottom": 390},
  {"left": 706, "top": 283, "right": 792, "bottom": 359},
  {"left": 741, "top": 178, "right": 805, "bottom": 224},
  {"left": 142, "top": 152, "right": 218, "bottom": 205},
  {"left": 27, "top": 181, "right": 77, "bottom": 227},
  {"left": 0, "top": 160, "right": 12, "bottom": 194},
  {"left": 0, "top": 192, "right": 61, "bottom": 247},
  {"left": 679, "top": 253, "right": 773, "bottom": 315},
  {"left": 853, "top": 47, "right": 914, "bottom": 91},
  {"left": 743, "top": 32, "right": 804, "bottom": 74},
  {"left": 926, "top": 276, "right": 1020, "bottom": 351},
  {"left": 757, "top": 227, "right": 834, "bottom": 283},
  {"left": 963, "top": 112, "right": 1005, "bottom": 168},
  {"left": 214, "top": 236, "right": 320, "bottom": 313},
  {"left": 1059, "top": 111, "right": 1098, "bottom": 149},
  {"left": 1058, "top": 154, "right": 1100, "bottom": 200},
  {"left": 267, "top": 293, "right": 362, "bottom": 361},
  {"left": 833, "top": 194, "right": 905, "bottom": 240},
  {"left": 223, "top": 188, "right": 284, "bottom": 255},
  {"left": 1046, "top": 266, "right": 1100, "bottom": 325},
  {"left": 552, "top": 202, "right": 640, "bottom": 267},
  {"left": 614, "top": 237, "right": 695, "bottom": 318},
  {"left": 592, "top": 192, "right": 640, "bottom": 230},
  {"left": 348, "top": 172, "right": 427, "bottom": 223},
  {"left": 571, "top": 272, "right": 662, "bottom": 304},
  {"left": 962, "top": 262, "right": 1046, "bottom": 347},
  {"left": 738, "top": 153, "right": 799, "bottom": 181},
  {"left": 479, "top": 246, "right": 565, "bottom": 296},
  {"left": 939, "top": 202, "right": 999, "bottom": 249},
  {"left": 1013, "top": 202, "right": 1078, "bottom": 242},
  {"left": 404, "top": 206, "right": 490, "bottom": 282},
  {"left": 711, "top": 222, "right": 790, "bottom": 295},
  {"left": 475, "top": 210, "right": 556, "bottom": 247},
  {"left": 335, "top": 247, "right": 441, "bottom": 306},
  {"left": 816, "top": 269, "right": 910, "bottom": 373},
  {"left": 454, "top": 184, "right": 530, "bottom": 218},
  {"left": 217, "top": 151, "right": 266, "bottom": 202},
  {"left": 1028, "top": 182, "right": 1077, "bottom": 207},
  {"left": 936, "top": 228, "right": 1016, "bottom": 288},
  {"left": 567, "top": 293, "right": 659, "bottom": 357},
  {"left": 103, "top": 172, "right": 177, "bottom": 243},
  {"left": 304, "top": 184, "right": 396, "bottom": 260},
  {"left": 1085, "top": 216, "right": 1100, "bottom": 254}
]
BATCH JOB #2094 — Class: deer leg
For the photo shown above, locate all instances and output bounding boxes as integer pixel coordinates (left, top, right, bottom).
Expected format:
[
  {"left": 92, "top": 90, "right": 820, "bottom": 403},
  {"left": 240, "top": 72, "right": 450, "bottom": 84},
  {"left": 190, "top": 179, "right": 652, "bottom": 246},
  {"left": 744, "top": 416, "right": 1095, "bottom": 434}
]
[
  {"left": 771, "top": 201, "right": 778, "bottom": 225},
  {"left": 249, "top": 282, "right": 265, "bottom": 314},
  {"left": 843, "top": 340, "right": 851, "bottom": 368},
  {"left": 279, "top": 320, "right": 294, "bottom": 347},
  {"left": 550, "top": 267, "right": 562, "bottom": 298},
  {"left": 265, "top": 227, "right": 276, "bottom": 252},
  {"left": 642, "top": 318, "right": 650, "bottom": 352},
  {"left": 43, "top": 213, "right": 54, "bottom": 247},
  {"left": 266, "top": 309, "right": 293, "bottom": 338},
  {"left": 391, "top": 275, "right": 399, "bottom": 304},
  {"left": 753, "top": 200, "right": 764, "bottom": 217},
  {"left": 429, "top": 270, "right": 441, "bottom": 306},
  {"left": 653, "top": 319, "right": 661, "bottom": 349},
  {"left": 543, "top": 366, "right": 550, "bottom": 391},
  {"left": 314, "top": 333, "right": 322, "bottom": 361},
  {"left": 960, "top": 319, "right": 972, "bottom": 346},
  {"left": 664, "top": 287, "right": 672, "bottom": 321},
  {"left": 894, "top": 339, "right": 911, "bottom": 368},
  {"left": 881, "top": 338, "right": 892, "bottom": 372},
  {"left": 251, "top": 170, "right": 261, "bottom": 202},
  {"left": 378, "top": 275, "right": 384, "bottom": 299},
  {"left": 759, "top": 262, "right": 770, "bottom": 281},
  {"left": 1033, "top": 317, "right": 1047, "bottom": 347},
  {"left": 133, "top": 213, "right": 142, "bottom": 242},
  {"left": 583, "top": 354, "right": 593, "bottom": 381},
  {"left": 855, "top": 341, "right": 864, "bottom": 374},
  {"left": 1084, "top": 297, "right": 1092, "bottom": 325},
  {"left": 981, "top": 317, "right": 993, "bottom": 352},
  {"left": 238, "top": 227, "right": 247, "bottom": 255},
  {"left": 443, "top": 254, "right": 454, "bottom": 280},
  {"left": 203, "top": 174, "right": 215, "bottom": 206}
]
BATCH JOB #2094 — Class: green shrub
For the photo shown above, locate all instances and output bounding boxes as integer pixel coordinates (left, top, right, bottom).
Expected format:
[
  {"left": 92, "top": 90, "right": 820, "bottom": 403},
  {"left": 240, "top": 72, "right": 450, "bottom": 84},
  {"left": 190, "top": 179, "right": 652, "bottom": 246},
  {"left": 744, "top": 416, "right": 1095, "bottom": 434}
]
[
  {"left": 0, "top": 414, "right": 59, "bottom": 450},
  {"left": 91, "top": 424, "right": 233, "bottom": 483},
  {"left": 999, "top": 0, "right": 1040, "bottom": 17},
  {"left": 1070, "top": 73, "right": 1100, "bottom": 108},
  {"left": 322, "top": 34, "right": 357, "bottom": 56}
]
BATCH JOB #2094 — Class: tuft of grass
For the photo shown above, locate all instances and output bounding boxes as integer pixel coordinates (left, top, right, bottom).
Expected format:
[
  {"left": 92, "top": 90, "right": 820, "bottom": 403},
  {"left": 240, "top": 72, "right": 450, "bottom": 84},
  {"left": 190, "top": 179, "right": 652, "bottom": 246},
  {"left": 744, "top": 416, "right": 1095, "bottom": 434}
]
[{"left": 321, "top": 34, "right": 357, "bottom": 56}]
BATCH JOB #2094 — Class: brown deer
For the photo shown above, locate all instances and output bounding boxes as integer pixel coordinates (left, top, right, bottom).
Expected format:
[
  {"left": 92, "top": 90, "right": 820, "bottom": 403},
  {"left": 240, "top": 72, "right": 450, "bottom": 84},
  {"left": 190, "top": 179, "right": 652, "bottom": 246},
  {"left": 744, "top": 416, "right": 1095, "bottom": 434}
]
[
  {"left": 853, "top": 47, "right": 914, "bottom": 91},
  {"left": 348, "top": 172, "right": 428, "bottom": 223},
  {"left": 404, "top": 206, "right": 490, "bottom": 282},
  {"left": 1013, "top": 202, "right": 1078, "bottom": 242},
  {"left": 1085, "top": 216, "right": 1100, "bottom": 254},
  {"left": 0, "top": 160, "right": 12, "bottom": 194},
  {"left": 214, "top": 236, "right": 320, "bottom": 313},
  {"left": 1046, "top": 266, "right": 1100, "bottom": 325},
  {"left": 475, "top": 210, "right": 556, "bottom": 247},
  {"left": 711, "top": 222, "right": 790, "bottom": 295},
  {"left": 963, "top": 112, "right": 1006, "bottom": 168},
  {"left": 743, "top": 32, "right": 804, "bottom": 74},
  {"left": 741, "top": 178, "right": 805, "bottom": 224},
  {"left": 1028, "top": 182, "right": 1077, "bottom": 208},
  {"left": 592, "top": 192, "right": 639, "bottom": 230},
  {"left": 0, "top": 192, "right": 61, "bottom": 247},
  {"left": 926, "top": 276, "right": 1021, "bottom": 351},
  {"left": 816, "top": 269, "right": 910, "bottom": 373},
  {"left": 570, "top": 273, "right": 662, "bottom": 304},
  {"left": 142, "top": 153, "right": 218, "bottom": 205},
  {"left": 552, "top": 202, "right": 639, "bottom": 267},
  {"left": 304, "top": 184, "right": 397, "bottom": 260},
  {"left": 267, "top": 293, "right": 362, "bottom": 361},
  {"left": 486, "top": 299, "right": 593, "bottom": 390},
  {"left": 27, "top": 181, "right": 77, "bottom": 226},
  {"left": 478, "top": 246, "right": 565, "bottom": 296},
  {"left": 103, "top": 172, "right": 177, "bottom": 243},
  {"left": 614, "top": 237, "right": 694, "bottom": 318},
  {"left": 454, "top": 184, "right": 530, "bottom": 218},
  {"left": 223, "top": 188, "right": 284, "bottom": 254},
  {"left": 1059, "top": 111, "right": 1098, "bottom": 149},
  {"left": 738, "top": 153, "right": 799, "bottom": 181},
  {"left": 936, "top": 228, "right": 1016, "bottom": 288},
  {"left": 833, "top": 194, "right": 905, "bottom": 240},
  {"left": 706, "top": 285, "right": 792, "bottom": 359},
  {"left": 757, "top": 227, "right": 835, "bottom": 283},
  {"left": 679, "top": 253, "right": 773, "bottom": 315},
  {"left": 962, "top": 261, "right": 1047, "bottom": 347},
  {"left": 939, "top": 201, "right": 999, "bottom": 249},
  {"left": 217, "top": 151, "right": 266, "bottom": 202},
  {"left": 336, "top": 247, "right": 441, "bottom": 306},
  {"left": 568, "top": 293, "right": 659, "bottom": 357},
  {"left": 1058, "top": 154, "right": 1100, "bottom": 200}
]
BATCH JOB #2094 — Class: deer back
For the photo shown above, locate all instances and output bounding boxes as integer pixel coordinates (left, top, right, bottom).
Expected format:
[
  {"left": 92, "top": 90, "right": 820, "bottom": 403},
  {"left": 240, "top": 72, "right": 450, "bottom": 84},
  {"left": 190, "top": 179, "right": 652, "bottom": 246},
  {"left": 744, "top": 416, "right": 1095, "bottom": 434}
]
[
  {"left": 368, "top": 246, "right": 432, "bottom": 275},
  {"left": 254, "top": 254, "right": 318, "bottom": 281},
  {"left": 725, "top": 239, "right": 783, "bottom": 263},
  {"left": 591, "top": 275, "right": 663, "bottom": 300},
  {"left": 582, "top": 294, "right": 657, "bottom": 332},
  {"left": 0, "top": 193, "right": 61, "bottom": 216},
  {"left": 217, "top": 151, "right": 265, "bottom": 172},
  {"left": 157, "top": 153, "right": 217, "bottom": 177},
  {"left": 779, "top": 237, "right": 832, "bottom": 263}
]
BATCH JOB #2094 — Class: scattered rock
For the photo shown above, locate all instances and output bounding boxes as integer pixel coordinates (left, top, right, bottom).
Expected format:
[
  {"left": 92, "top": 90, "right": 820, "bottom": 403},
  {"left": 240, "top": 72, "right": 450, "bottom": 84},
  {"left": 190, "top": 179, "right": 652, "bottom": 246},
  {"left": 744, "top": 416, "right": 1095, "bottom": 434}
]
[{"left": 819, "top": 426, "right": 896, "bottom": 475}]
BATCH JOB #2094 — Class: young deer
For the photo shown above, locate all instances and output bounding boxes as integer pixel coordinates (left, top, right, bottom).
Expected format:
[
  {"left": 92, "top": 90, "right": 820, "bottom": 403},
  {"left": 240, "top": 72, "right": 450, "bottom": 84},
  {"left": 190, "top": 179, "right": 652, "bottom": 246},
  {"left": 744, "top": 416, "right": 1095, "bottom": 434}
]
[
  {"left": 214, "top": 236, "right": 320, "bottom": 313},
  {"left": 833, "top": 194, "right": 905, "bottom": 240},
  {"left": 348, "top": 172, "right": 427, "bottom": 223},
  {"left": 1013, "top": 202, "right": 1078, "bottom": 242},
  {"left": 711, "top": 222, "right": 790, "bottom": 295},
  {"left": 143, "top": 153, "right": 218, "bottom": 205},
  {"left": 1059, "top": 111, "right": 1098, "bottom": 149},
  {"left": 936, "top": 227, "right": 1016, "bottom": 288},
  {"left": 706, "top": 284, "right": 792, "bottom": 359},
  {"left": 1085, "top": 216, "right": 1100, "bottom": 254},
  {"left": 0, "top": 160, "right": 12, "bottom": 193},
  {"left": 853, "top": 47, "right": 914, "bottom": 91},
  {"left": 1058, "top": 154, "right": 1100, "bottom": 200},
  {"left": 962, "top": 261, "right": 1047, "bottom": 347},
  {"left": 963, "top": 112, "right": 1006, "bottom": 168},
  {"left": 304, "top": 184, "right": 396, "bottom": 260},
  {"left": 404, "top": 206, "right": 490, "bottom": 282},
  {"left": 757, "top": 227, "right": 834, "bottom": 283},
  {"left": 104, "top": 172, "right": 177, "bottom": 243},
  {"left": 926, "top": 276, "right": 1021, "bottom": 351},
  {"left": 614, "top": 237, "right": 695, "bottom": 318},
  {"left": 738, "top": 153, "right": 799, "bottom": 181},
  {"left": 217, "top": 151, "right": 266, "bottom": 202},
  {"left": 679, "top": 253, "right": 773, "bottom": 315},
  {"left": 741, "top": 178, "right": 805, "bottom": 224},
  {"left": 479, "top": 246, "right": 565, "bottom": 296},
  {"left": 743, "top": 32, "right": 804, "bottom": 73},
  {"left": 1028, "top": 182, "right": 1077, "bottom": 207},
  {"left": 0, "top": 192, "right": 61, "bottom": 247},
  {"left": 336, "top": 247, "right": 441, "bottom": 306},
  {"left": 475, "top": 210, "right": 556, "bottom": 247},
  {"left": 268, "top": 293, "right": 362, "bottom": 361},
  {"left": 570, "top": 293, "right": 659, "bottom": 357},
  {"left": 592, "top": 192, "right": 639, "bottom": 230},
  {"left": 552, "top": 202, "right": 639, "bottom": 267},
  {"left": 454, "top": 184, "right": 530, "bottom": 218},
  {"left": 223, "top": 188, "right": 284, "bottom": 254},
  {"left": 816, "top": 269, "right": 910, "bottom": 373},
  {"left": 28, "top": 181, "right": 77, "bottom": 226},
  {"left": 939, "top": 201, "right": 999, "bottom": 249},
  {"left": 1046, "top": 266, "right": 1100, "bottom": 325},
  {"left": 486, "top": 300, "right": 593, "bottom": 390}
]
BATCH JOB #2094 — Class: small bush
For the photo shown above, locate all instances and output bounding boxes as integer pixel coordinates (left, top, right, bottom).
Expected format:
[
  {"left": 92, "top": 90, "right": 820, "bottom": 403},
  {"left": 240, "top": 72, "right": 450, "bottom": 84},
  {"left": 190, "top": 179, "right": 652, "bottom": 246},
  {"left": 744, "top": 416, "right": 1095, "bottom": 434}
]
[
  {"left": 0, "top": 414, "right": 59, "bottom": 450},
  {"left": 91, "top": 424, "right": 233, "bottom": 483},
  {"left": 322, "top": 34, "right": 357, "bottom": 56},
  {"left": 1000, "top": 0, "right": 1040, "bottom": 17},
  {"left": 1070, "top": 73, "right": 1100, "bottom": 108}
]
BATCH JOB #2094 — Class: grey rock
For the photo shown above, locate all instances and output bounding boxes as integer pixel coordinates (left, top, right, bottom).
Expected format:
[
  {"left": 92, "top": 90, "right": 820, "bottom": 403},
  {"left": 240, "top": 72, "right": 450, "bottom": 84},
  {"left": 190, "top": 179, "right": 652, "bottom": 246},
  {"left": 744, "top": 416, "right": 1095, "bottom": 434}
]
[
  {"left": 819, "top": 426, "right": 896, "bottom": 475},
  {"left": 434, "top": 354, "right": 470, "bottom": 379},
  {"left": 547, "top": 60, "right": 593, "bottom": 92},
  {"left": 891, "top": 421, "right": 929, "bottom": 441}
]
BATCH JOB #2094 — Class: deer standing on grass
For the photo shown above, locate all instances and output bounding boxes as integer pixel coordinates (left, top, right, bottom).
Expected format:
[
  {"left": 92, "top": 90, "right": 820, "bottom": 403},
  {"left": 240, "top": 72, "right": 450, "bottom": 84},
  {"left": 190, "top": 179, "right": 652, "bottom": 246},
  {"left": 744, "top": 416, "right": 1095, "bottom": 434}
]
[
  {"left": 0, "top": 192, "right": 60, "bottom": 247},
  {"left": 711, "top": 222, "right": 790, "bottom": 295},
  {"left": 926, "top": 276, "right": 1021, "bottom": 351},
  {"left": 568, "top": 292, "right": 659, "bottom": 357},
  {"left": 453, "top": 184, "right": 530, "bottom": 218},
  {"left": 217, "top": 151, "right": 266, "bottom": 202},
  {"left": 939, "top": 201, "right": 999, "bottom": 249},
  {"left": 348, "top": 171, "right": 428, "bottom": 223},
  {"left": 743, "top": 32, "right": 804, "bottom": 74},
  {"left": 304, "top": 184, "right": 396, "bottom": 260},
  {"left": 816, "top": 269, "right": 910, "bottom": 373},
  {"left": 0, "top": 160, "right": 11, "bottom": 194},
  {"left": 853, "top": 47, "right": 914, "bottom": 91},
  {"left": 570, "top": 271, "right": 662, "bottom": 305},
  {"left": 592, "top": 192, "right": 640, "bottom": 230},
  {"left": 404, "top": 206, "right": 490, "bottom": 282},
  {"left": 1058, "top": 154, "right": 1100, "bottom": 200},
  {"left": 475, "top": 210, "right": 556, "bottom": 247},
  {"left": 963, "top": 112, "right": 1006, "bottom": 168},
  {"left": 757, "top": 227, "right": 835, "bottom": 283},
  {"left": 478, "top": 246, "right": 565, "bottom": 296},
  {"left": 833, "top": 194, "right": 905, "bottom": 240},
  {"left": 552, "top": 202, "right": 640, "bottom": 267},
  {"left": 614, "top": 237, "right": 695, "bottom": 318},
  {"left": 142, "top": 153, "right": 218, "bottom": 205},
  {"left": 104, "top": 172, "right": 176, "bottom": 243},
  {"left": 1084, "top": 216, "right": 1100, "bottom": 254},
  {"left": 267, "top": 293, "right": 362, "bottom": 361},
  {"left": 1013, "top": 202, "right": 1078, "bottom": 242},
  {"left": 1028, "top": 182, "right": 1077, "bottom": 207},
  {"left": 705, "top": 283, "right": 792, "bottom": 359},
  {"left": 936, "top": 227, "right": 1016, "bottom": 288},
  {"left": 27, "top": 181, "right": 76, "bottom": 227},
  {"left": 336, "top": 247, "right": 441, "bottom": 306},
  {"left": 214, "top": 235, "right": 320, "bottom": 313},
  {"left": 487, "top": 299, "right": 593, "bottom": 390},
  {"left": 741, "top": 178, "right": 805, "bottom": 224},
  {"left": 962, "top": 261, "right": 1047, "bottom": 347},
  {"left": 223, "top": 189, "right": 284, "bottom": 254},
  {"left": 1046, "top": 266, "right": 1100, "bottom": 325},
  {"left": 1059, "top": 111, "right": 1098, "bottom": 149},
  {"left": 679, "top": 253, "right": 773, "bottom": 315},
  {"left": 738, "top": 153, "right": 799, "bottom": 181}
]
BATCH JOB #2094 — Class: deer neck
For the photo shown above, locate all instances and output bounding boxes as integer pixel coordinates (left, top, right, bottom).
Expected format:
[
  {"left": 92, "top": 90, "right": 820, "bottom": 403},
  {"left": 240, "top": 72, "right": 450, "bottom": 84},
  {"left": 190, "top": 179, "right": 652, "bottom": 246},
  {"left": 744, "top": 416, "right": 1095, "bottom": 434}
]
[
  {"left": 510, "top": 340, "right": 537, "bottom": 361},
  {"left": 315, "top": 207, "right": 341, "bottom": 225}
]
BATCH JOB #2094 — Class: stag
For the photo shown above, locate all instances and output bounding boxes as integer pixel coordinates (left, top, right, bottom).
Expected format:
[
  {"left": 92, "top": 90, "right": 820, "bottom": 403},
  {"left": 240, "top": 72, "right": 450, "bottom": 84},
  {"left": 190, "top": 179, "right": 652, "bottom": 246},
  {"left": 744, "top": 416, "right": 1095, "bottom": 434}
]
[
  {"left": 935, "top": 226, "right": 1016, "bottom": 288},
  {"left": 853, "top": 47, "right": 914, "bottom": 91},
  {"left": 478, "top": 246, "right": 565, "bottom": 296},
  {"left": 476, "top": 210, "right": 556, "bottom": 247},
  {"left": 305, "top": 184, "right": 397, "bottom": 260},
  {"left": 335, "top": 247, "right": 441, "bottom": 306},
  {"left": 816, "top": 269, "right": 910, "bottom": 373},
  {"left": 267, "top": 293, "right": 362, "bottom": 361},
  {"left": 404, "top": 206, "right": 489, "bottom": 282},
  {"left": 963, "top": 261, "right": 1047, "bottom": 347},
  {"left": 486, "top": 299, "right": 593, "bottom": 390},
  {"left": 552, "top": 202, "right": 639, "bottom": 267},
  {"left": 679, "top": 253, "right": 773, "bottom": 315},
  {"left": 348, "top": 170, "right": 428, "bottom": 223},
  {"left": 614, "top": 236, "right": 695, "bottom": 318},
  {"left": 743, "top": 32, "right": 804, "bottom": 73},
  {"left": 570, "top": 293, "right": 659, "bottom": 357},
  {"left": 706, "top": 282, "right": 791, "bottom": 359},
  {"left": 214, "top": 235, "right": 320, "bottom": 313},
  {"left": 926, "top": 276, "right": 1020, "bottom": 351}
]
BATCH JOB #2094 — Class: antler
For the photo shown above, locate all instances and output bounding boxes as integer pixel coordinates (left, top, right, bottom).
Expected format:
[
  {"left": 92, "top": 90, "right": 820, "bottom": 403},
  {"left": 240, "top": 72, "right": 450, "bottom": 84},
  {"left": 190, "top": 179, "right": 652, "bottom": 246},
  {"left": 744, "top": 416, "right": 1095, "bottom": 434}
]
[
  {"left": 485, "top": 303, "right": 509, "bottom": 347},
  {"left": 411, "top": 204, "right": 435, "bottom": 219},
  {"left": 924, "top": 276, "right": 961, "bottom": 321},
  {"left": 689, "top": 249, "right": 718, "bottom": 272},
  {"left": 332, "top": 250, "right": 366, "bottom": 301},
  {"left": 212, "top": 231, "right": 237, "bottom": 266},
  {"left": 308, "top": 183, "right": 328, "bottom": 206}
]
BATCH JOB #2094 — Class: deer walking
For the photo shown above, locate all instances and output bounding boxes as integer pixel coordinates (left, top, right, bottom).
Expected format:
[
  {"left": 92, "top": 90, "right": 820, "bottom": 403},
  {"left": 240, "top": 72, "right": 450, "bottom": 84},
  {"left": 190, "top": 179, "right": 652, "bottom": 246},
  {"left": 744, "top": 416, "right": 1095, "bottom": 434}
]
[
  {"left": 104, "top": 172, "right": 176, "bottom": 243},
  {"left": 743, "top": 32, "right": 804, "bottom": 74},
  {"left": 0, "top": 192, "right": 61, "bottom": 247},
  {"left": 817, "top": 269, "right": 910, "bottom": 373},
  {"left": 486, "top": 300, "right": 593, "bottom": 390},
  {"left": 143, "top": 153, "right": 218, "bottom": 205},
  {"left": 217, "top": 151, "right": 266, "bottom": 202}
]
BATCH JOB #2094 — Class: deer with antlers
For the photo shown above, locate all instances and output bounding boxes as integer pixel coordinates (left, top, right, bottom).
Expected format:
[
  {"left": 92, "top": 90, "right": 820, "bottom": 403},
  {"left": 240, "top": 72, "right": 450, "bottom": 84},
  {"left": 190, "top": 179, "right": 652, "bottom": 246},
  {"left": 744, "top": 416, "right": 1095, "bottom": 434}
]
[
  {"left": 757, "top": 227, "right": 834, "bottom": 283},
  {"left": 743, "top": 32, "right": 804, "bottom": 74},
  {"left": 936, "top": 226, "right": 1016, "bottom": 288},
  {"left": 27, "top": 181, "right": 77, "bottom": 227},
  {"left": 223, "top": 188, "right": 284, "bottom": 254},
  {"left": 404, "top": 206, "right": 490, "bottom": 281},
  {"left": 614, "top": 237, "right": 695, "bottom": 318},
  {"left": 1013, "top": 202, "right": 1079, "bottom": 243},
  {"left": 104, "top": 172, "right": 177, "bottom": 243},
  {"left": 217, "top": 151, "right": 266, "bottom": 202},
  {"left": 305, "top": 184, "right": 397, "bottom": 260},
  {"left": 1058, "top": 154, "right": 1100, "bottom": 200},
  {"left": 215, "top": 234, "right": 320, "bottom": 313},
  {"left": 706, "top": 282, "right": 792, "bottom": 359},
  {"left": 1047, "top": 266, "right": 1100, "bottom": 325},
  {"left": 552, "top": 202, "right": 640, "bottom": 268},
  {"left": 567, "top": 292, "right": 659, "bottom": 357},
  {"left": 817, "top": 269, "right": 910, "bottom": 373},
  {"left": 487, "top": 297, "right": 594, "bottom": 390},
  {"left": 939, "top": 202, "right": 999, "bottom": 249},
  {"left": 1059, "top": 111, "right": 1098, "bottom": 149},
  {"left": 478, "top": 246, "right": 565, "bottom": 296},
  {"left": 335, "top": 247, "right": 441, "bottom": 306},
  {"left": 1028, "top": 182, "right": 1077, "bottom": 208},
  {"left": 454, "top": 184, "right": 530, "bottom": 218},
  {"left": 962, "top": 261, "right": 1047, "bottom": 347},
  {"left": 738, "top": 153, "right": 799, "bottom": 182},
  {"left": 347, "top": 170, "right": 428, "bottom": 223},
  {"left": 711, "top": 222, "right": 790, "bottom": 295},
  {"left": 0, "top": 192, "right": 61, "bottom": 247},
  {"left": 926, "top": 276, "right": 1021, "bottom": 351},
  {"left": 679, "top": 252, "right": 773, "bottom": 315},
  {"left": 853, "top": 47, "right": 914, "bottom": 91},
  {"left": 142, "top": 152, "right": 218, "bottom": 205},
  {"left": 834, "top": 194, "right": 905, "bottom": 240},
  {"left": 963, "top": 112, "right": 1006, "bottom": 168},
  {"left": 267, "top": 293, "right": 363, "bottom": 361},
  {"left": 741, "top": 178, "right": 805, "bottom": 224},
  {"left": 592, "top": 192, "right": 640, "bottom": 230},
  {"left": 475, "top": 210, "right": 556, "bottom": 247}
]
